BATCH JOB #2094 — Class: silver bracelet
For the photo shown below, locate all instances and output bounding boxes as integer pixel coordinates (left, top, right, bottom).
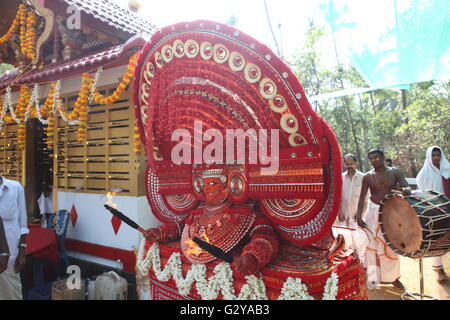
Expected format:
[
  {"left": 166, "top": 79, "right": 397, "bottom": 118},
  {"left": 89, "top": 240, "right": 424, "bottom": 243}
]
[{"left": 0, "top": 253, "right": 10, "bottom": 257}]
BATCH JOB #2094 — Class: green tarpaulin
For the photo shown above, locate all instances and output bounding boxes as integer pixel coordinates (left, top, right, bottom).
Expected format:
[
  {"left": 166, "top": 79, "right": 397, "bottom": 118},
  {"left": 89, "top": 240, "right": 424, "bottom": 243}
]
[{"left": 319, "top": 0, "right": 450, "bottom": 89}]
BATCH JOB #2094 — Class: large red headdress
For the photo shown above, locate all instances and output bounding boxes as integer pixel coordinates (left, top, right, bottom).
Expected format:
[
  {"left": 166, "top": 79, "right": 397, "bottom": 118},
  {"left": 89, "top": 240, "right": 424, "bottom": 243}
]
[{"left": 133, "top": 21, "right": 342, "bottom": 245}]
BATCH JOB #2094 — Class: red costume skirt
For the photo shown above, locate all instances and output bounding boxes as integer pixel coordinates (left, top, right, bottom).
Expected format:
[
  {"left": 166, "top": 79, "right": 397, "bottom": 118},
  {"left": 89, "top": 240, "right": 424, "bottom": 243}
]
[{"left": 145, "top": 240, "right": 368, "bottom": 300}]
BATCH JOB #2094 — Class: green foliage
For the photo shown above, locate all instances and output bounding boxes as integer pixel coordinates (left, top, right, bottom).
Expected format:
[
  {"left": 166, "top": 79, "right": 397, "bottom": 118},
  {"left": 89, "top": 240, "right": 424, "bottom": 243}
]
[
  {"left": 395, "top": 81, "right": 450, "bottom": 165},
  {"left": 289, "top": 26, "right": 450, "bottom": 176},
  {"left": 0, "top": 63, "right": 15, "bottom": 75}
]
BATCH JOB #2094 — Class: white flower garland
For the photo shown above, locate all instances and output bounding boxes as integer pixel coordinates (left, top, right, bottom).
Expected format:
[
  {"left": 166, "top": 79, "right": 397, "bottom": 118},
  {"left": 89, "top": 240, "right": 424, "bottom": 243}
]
[
  {"left": 136, "top": 239, "right": 340, "bottom": 300},
  {"left": 89, "top": 67, "right": 102, "bottom": 103},
  {"left": 0, "top": 89, "right": 8, "bottom": 128},
  {"left": 322, "top": 271, "right": 339, "bottom": 300},
  {"left": 28, "top": 84, "right": 49, "bottom": 125},
  {"left": 2, "top": 82, "right": 82, "bottom": 127},
  {"left": 278, "top": 277, "right": 314, "bottom": 300},
  {"left": 4, "top": 86, "right": 21, "bottom": 124},
  {"left": 54, "top": 80, "right": 80, "bottom": 126}
]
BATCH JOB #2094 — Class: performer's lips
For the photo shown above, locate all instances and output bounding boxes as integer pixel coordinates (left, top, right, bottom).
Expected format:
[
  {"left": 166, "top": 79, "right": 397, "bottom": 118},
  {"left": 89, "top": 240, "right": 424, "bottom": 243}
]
[{"left": 207, "top": 191, "right": 220, "bottom": 197}]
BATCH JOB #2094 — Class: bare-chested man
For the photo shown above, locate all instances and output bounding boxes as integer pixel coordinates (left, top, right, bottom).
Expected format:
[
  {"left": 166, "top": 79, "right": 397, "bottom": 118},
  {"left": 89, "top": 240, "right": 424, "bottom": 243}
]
[{"left": 356, "top": 148, "right": 411, "bottom": 290}]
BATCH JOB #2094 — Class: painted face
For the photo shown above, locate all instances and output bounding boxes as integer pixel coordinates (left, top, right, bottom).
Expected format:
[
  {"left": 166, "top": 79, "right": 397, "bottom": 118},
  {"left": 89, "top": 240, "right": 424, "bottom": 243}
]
[
  {"left": 343, "top": 158, "right": 357, "bottom": 173},
  {"left": 202, "top": 176, "right": 228, "bottom": 205},
  {"left": 368, "top": 153, "right": 385, "bottom": 169},
  {"left": 432, "top": 150, "right": 441, "bottom": 168}
]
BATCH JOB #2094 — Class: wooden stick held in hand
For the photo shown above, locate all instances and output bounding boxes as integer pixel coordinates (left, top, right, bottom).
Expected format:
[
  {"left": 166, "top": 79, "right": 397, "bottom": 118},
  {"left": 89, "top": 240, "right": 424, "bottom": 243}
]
[{"left": 104, "top": 204, "right": 146, "bottom": 235}]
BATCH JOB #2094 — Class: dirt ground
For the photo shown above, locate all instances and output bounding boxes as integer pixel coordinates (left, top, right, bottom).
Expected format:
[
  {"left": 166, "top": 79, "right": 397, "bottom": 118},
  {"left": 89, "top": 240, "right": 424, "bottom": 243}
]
[{"left": 367, "top": 254, "right": 450, "bottom": 300}]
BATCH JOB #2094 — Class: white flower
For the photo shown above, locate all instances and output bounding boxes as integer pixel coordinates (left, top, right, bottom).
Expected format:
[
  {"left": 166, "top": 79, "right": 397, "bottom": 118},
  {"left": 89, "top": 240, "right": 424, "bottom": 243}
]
[
  {"left": 278, "top": 277, "right": 314, "bottom": 300},
  {"left": 89, "top": 67, "right": 102, "bottom": 103},
  {"left": 322, "top": 272, "right": 339, "bottom": 300},
  {"left": 5, "top": 87, "right": 20, "bottom": 124},
  {"left": 135, "top": 241, "right": 340, "bottom": 301}
]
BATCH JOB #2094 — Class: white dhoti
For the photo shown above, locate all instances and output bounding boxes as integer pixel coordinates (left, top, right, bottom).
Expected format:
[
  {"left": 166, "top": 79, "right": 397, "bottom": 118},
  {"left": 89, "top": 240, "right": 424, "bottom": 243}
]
[
  {"left": 364, "top": 200, "right": 400, "bottom": 286},
  {"left": 0, "top": 265, "right": 23, "bottom": 300}
]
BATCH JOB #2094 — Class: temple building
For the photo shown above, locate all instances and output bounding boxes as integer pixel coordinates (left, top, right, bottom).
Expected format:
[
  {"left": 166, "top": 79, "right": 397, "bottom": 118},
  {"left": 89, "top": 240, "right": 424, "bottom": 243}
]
[{"left": 0, "top": 0, "right": 157, "bottom": 275}]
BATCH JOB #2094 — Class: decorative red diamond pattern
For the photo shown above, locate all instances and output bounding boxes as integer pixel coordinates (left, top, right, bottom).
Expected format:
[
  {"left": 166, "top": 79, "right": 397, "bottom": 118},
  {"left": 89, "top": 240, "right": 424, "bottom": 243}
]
[
  {"left": 70, "top": 203, "right": 123, "bottom": 234},
  {"left": 70, "top": 205, "right": 78, "bottom": 227},
  {"left": 111, "top": 215, "right": 122, "bottom": 235}
]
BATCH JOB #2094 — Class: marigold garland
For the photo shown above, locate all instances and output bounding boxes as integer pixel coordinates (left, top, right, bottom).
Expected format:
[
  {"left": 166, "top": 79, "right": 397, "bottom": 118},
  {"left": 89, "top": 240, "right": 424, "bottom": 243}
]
[
  {"left": 75, "top": 74, "right": 93, "bottom": 143},
  {"left": 0, "top": 51, "right": 138, "bottom": 151},
  {"left": 17, "top": 86, "right": 30, "bottom": 150},
  {"left": 19, "top": 5, "right": 27, "bottom": 56},
  {"left": 0, "top": 4, "right": 23, "bottom": 44},
  {"left": 0, "top": 4, "right": 37, "bottom": 61},
  {"left": 46, "top": 115, "right": 55, "bottom": 149},
  {"left": 24, "top": 10, "right": 37, "bottom": 61},
  {"left": 133, "top": 123, "right": 143, "bottom": 156},
  {"left": 93, "top": 53, "right": 138, "bottom": 105},
  {"left": 41, "top": 82, "right": 56, "bottom": 118}
]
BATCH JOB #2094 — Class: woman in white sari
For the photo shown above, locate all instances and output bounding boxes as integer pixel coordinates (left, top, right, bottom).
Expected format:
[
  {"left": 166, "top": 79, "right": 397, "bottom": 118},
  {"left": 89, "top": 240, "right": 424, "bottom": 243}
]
[{"left": 416, "top": 146, "right": 450, "bottom": 283}]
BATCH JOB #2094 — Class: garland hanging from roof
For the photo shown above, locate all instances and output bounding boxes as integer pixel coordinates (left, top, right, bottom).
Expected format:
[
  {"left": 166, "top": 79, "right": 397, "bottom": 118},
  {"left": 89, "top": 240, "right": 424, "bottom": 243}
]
[
  {"left": 0, "top": 74, "right": 93, "bottom": 150},
  {"left": 92, "top": 52, "right": 139, "bottom": 105},
  {"left": 24, "top": 10, "right": 37, "bottom": 61},
  {"left": 0, "top": 51, "right": 140, "bottom": 151},
  {"left": 0, "top": 4, "right": 37, "bottom": 61},
  {"left": 0, "top": 4, "right": 24, "bottom": 45}
]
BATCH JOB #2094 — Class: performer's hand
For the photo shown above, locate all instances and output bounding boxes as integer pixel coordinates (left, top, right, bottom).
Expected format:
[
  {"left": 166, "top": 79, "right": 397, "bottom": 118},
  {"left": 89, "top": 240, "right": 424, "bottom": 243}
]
[
  {"left": 143, "top": 228, "right": 161, "bottom": 242},
  {"left": 234, "top": 253, "right": 259, "bottom": 275},
  {"left": 328, "top": 234, "right": 346, "bottom": 262},
  {"left": 0, "top": 256, "right": 8, "bottom": 275},
  {"left": 14, "top": 249, "right": 26, "bottom": 273}
]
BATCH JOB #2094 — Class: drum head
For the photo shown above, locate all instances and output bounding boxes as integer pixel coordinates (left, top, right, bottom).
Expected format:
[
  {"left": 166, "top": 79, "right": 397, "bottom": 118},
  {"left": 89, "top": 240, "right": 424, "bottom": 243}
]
[{"left": 381, "top": 196, "right": 422, "bottom": 254}]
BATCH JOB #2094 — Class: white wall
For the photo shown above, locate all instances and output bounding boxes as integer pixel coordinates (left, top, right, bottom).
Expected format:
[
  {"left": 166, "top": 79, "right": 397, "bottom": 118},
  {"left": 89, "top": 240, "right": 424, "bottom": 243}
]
[{"left": 59, "top": 191, "right": 161, "bottom": 268}]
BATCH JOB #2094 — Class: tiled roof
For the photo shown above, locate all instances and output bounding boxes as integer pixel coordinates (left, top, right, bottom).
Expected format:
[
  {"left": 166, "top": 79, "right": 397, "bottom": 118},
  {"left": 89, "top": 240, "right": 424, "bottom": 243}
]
[
  {"left": 0, "top": 35, "right": 146, "bottom": 89},
  {"left": 62, "top": 0, "right": 157, "bottom": 36}
]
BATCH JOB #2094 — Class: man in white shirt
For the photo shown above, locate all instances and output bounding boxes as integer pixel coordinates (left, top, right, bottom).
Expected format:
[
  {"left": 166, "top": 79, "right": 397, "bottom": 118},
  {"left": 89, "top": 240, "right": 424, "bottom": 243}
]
[
  {"left": 0, "top": 176, "right": 29, "bottom": 300},
  {"left": 333, "top": 154, "right": 369, "bottom": 263}
]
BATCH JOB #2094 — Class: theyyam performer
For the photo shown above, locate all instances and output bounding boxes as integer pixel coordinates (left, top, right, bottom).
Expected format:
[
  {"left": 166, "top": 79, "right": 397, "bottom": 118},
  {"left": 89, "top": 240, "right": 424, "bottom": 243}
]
[{"left": 133, "top": 20, "right": 368, "bottom": 300}]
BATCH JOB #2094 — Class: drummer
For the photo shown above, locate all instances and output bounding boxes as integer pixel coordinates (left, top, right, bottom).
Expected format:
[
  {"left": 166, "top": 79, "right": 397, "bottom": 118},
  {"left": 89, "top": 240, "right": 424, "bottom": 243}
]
[
  {"left": 416, "top": 146, "right": 450, "bottom": 283},
  {"left": 356, "top": 148, "right": 411, "bottom": 290}
]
